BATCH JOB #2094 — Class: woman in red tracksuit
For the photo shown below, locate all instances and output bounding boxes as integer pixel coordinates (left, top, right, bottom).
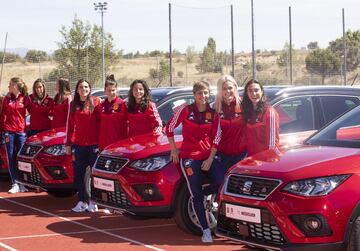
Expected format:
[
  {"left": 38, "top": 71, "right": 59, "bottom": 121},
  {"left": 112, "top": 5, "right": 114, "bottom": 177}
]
[
  {"left": 27, "top": 78, "right": 54, "bottom": 136},
  {"left": 126, "top": 79, "right": 162, "bottom": 137},
  {"left": 65, "top": 79, "right": 101, "bottom": 213},
  {"left": 205, "top": 75, "right": 247, "bottom": 175},
  {"left": 242, "top": 79, "right": 279, "bottom": 156},
  {"left": 0, "top": 77, "right": 29, "bottom": 194},
  {"left": 166, "top": 81, "right": 219, "bottom": 243},
  {"left": 52, "top": 78, "right": 72, "bottom": 129},
  {"left": 98, "top": 74, "right": 127, "bottom": 151}
]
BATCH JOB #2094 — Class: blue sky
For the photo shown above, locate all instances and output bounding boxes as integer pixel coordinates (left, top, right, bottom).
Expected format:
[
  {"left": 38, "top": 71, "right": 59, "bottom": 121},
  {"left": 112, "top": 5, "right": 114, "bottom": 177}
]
[{"left": 1, "top": 0, "right": 360, "bottom": 54}]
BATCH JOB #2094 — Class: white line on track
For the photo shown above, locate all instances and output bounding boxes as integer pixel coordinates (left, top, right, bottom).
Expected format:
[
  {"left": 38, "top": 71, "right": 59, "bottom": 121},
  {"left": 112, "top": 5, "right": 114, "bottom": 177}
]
[
  {"left": 0, "top": 224, "right": 176, "bottom": 241},
  {"left": 0, "top": 196, "right": 166, "bottom": 251},
  {"left": 0, "top": 242, "right": 17, "bottom": 251}
]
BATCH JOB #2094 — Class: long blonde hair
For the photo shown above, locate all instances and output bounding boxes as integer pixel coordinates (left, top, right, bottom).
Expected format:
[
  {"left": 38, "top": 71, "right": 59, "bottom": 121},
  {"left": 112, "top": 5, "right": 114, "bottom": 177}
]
[{"left": 214, "top": 75, "right": 241, "bottom": 113}]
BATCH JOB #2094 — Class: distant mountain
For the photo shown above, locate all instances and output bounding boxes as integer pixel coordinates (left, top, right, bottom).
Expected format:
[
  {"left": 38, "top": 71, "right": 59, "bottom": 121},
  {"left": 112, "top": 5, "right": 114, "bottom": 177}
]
[{"left": 5, "top": 48, "right": 29, "bottom": 57}]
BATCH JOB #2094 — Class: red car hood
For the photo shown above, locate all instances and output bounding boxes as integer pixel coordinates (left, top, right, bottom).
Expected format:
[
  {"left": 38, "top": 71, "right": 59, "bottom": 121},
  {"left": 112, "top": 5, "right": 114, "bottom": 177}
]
[
  {"left": 230, "top": 145, "right": 360, "bottom": 181},
  {"left": 26, "top": 127, "right": 66, "bottom": 147},
  {"left": 101, "top": 133, "right": 183, "bottom": 159}
]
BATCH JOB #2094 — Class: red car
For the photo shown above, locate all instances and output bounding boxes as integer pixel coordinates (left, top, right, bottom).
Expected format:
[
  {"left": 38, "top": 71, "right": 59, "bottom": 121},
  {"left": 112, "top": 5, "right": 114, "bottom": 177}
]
[
  {"left": 216, "top": 104, "right": 360, "bottom": 251},
  {"left": 14, "top": 88, "right": 193, "bottom": 196},
  {"left": 90, "top": 86, "right": 360, "bottom": 235}
]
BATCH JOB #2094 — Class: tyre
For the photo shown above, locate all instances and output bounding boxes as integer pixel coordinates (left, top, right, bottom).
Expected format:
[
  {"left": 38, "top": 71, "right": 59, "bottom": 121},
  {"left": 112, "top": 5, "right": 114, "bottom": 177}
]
[
  {"left": 47, "top": 190, "right": 77, "bottom": 198},
  {"left": 173, "top": 184, "right": 218, "bottom": 235},
  {"left": 348, "top": 216, "right": 360, "bottom": 251}
]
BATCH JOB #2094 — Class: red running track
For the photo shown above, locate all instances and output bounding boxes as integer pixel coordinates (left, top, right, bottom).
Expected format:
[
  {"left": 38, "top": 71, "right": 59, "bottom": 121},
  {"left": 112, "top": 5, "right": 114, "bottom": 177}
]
[{"left": 0, "top": 180, "right": 253, "bottom": 251}]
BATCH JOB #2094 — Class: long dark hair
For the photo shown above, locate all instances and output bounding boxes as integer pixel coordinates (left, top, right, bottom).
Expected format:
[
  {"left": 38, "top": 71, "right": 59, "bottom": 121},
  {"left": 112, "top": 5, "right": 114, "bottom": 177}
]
[
  {"left": 241, "top": 79, "right": 267, "bottom": 121},
  {"left": 32, "top": 78, "right": 47, "bottom": 101},
  {"left": 127, "top": 79, "right": 151, "bottom": 113},
  {"left": 71, "top": 79, "right": 94, "bottom": 113},
  {"left": 54, "top": 77, "right": 71, "bottom": 104}
]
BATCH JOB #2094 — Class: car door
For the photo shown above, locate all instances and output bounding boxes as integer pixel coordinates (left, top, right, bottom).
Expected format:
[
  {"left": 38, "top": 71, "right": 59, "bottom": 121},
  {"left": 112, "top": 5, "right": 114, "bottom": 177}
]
[
  {"left": 273, "top": 96, "right": 317, "bottom": 148},
  {"left": 316, "top": 95, "right": 360, "bottom": 126}
]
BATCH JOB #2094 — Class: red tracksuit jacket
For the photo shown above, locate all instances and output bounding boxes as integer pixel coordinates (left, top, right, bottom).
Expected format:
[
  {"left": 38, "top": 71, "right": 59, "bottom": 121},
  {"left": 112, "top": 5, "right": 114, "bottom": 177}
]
[
  {"left": 28, "top": 94, "right": 54, "bottom": 131},
  {"left": 0, "top": 93, "right": 29, "bottom": 133},
  {"left": 65, "top": 97, "right": 101, "bottom": 146},
  {"left": 246, "top": 106, "right": 279, "bottom": 156},
  {"left": 99, "top": 96, "right": 127, "bottom": 150},
  {"left": 126, "top": 101, "right": 163, "bottom": 137},
  {"left": 212, "top": 100, "right": 247, "bottom": 156},
  {"left": 52, "top": 96, "right": 72, "bottom": 129},
  {"left": 166, "top": 103, "right": 216, "bottom": 160}
]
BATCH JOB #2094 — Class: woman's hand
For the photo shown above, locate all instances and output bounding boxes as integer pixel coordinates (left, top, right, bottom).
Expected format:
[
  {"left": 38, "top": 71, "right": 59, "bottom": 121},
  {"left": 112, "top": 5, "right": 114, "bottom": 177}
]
[
  {"left": 201, "top": 157, "right": 214, "bottom": 171},
  {"left": 170, "top": 148, "right": 180, "bottom": 164}
]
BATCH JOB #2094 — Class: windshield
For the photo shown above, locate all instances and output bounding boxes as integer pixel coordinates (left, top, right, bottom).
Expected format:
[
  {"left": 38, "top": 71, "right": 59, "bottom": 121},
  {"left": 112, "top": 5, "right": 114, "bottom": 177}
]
[{"left": 307, "top": 105, "right": 360, "bottom": 148}]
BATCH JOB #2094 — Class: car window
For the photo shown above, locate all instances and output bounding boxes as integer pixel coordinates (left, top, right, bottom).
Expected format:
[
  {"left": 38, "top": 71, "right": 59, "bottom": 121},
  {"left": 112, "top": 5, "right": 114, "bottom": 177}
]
[
  {"left": 319, "top": 96, "right": 360, "bottom": 124},
  {"left": 158, "top": 96, "right": 194, "bottom": 123},
  {"left": 307, "top": 105, "right": 360, "bottom": 148},
  {"left": 276, "top": 97, "right": 314, "bottom": 134}
]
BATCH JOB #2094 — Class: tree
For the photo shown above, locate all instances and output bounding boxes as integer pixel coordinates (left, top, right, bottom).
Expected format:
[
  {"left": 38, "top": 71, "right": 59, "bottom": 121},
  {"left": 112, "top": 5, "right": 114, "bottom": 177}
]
[
  {"left": 276, "top": 42, "right": 297, "bottom": 67},
  {"left": 25, "top": 50, "right": 49, "bottom": 63},
  {"left": 305, "top": 48, "right": 341, "bottom": 84},
  {"left": 307, "top": 41, "right": 319, "bottom": 50},
  {"left": 185, "top": 46, "right": 196, "bottom": 64},
  {"left": 0, "top": 52, "right": 20, "bottom": 63},
  {"left": 47, "top": 17, "right": 119, "bottom": 85},
  {"left": 149, "top": 59, "right": 170, "bottom": 86},
  {"left": 329, "top": 30, "right": 360, "bottom": 72},
  {"left": 196, "top": 37, "right": 223, "bottom": 73}
]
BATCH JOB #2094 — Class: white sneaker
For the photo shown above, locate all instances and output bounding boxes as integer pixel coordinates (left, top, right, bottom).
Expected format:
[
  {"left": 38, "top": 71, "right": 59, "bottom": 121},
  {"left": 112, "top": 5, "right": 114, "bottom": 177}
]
[
  {"left": 71, "top": 201, "right": 88, "bottom": 212},
  {"left": 87, "top": 201, "right": 98, "bottom": 212},
  {"left": 8, "top": 184, "right": 20, "bottom": 194},
  {"left": 201, "top": 228, "right": 213, "bottom": 243},
  {"left": 19, "top": 184, "right": 28, "bottom": 192},
  {"left": 103, "top": 208, "right": 114, "bottom": 214}
]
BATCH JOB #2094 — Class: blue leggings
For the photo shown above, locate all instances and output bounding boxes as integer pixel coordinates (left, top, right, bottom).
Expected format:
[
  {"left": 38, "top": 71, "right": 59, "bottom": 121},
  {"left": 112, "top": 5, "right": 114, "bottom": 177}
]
[
  {"left": 180, "top": 158, "right": 225, "bottom": 230},
  {"left": 73, "top": 145, "right": 98, "bottom": 203},
  {"left": 3, "top": 131, "right": 27, "bottom": 184}
]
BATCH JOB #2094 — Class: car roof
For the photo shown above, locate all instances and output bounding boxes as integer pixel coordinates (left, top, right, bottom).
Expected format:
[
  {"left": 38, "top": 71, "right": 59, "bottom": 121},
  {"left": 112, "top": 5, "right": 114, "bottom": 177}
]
[{"left": 268, "top": 85, "right": 360, "bottom": 102}]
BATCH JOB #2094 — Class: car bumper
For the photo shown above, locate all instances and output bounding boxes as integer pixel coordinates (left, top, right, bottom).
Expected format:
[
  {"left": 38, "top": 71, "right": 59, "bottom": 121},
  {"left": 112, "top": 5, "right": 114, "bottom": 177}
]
[
  {"left": 91, "top": 163, "right": 181, "bottom": 216},
  {"left": 215, "top": 230, "right": 344, "bottom": 251}
]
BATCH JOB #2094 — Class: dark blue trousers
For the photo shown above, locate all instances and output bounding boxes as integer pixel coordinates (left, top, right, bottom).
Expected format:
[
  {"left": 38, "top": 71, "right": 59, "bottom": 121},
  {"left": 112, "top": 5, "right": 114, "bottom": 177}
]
[
  {"left": 3, "top": 131, "right": 27, "bottom": 184},
  {"left": 73, "top": 145, "right": 98, "bottom": 203},
  {"left": 180, "top": 158, "right": 224, "bottom": 230},
  {"left": 213, "top": 151, "right": 247, "bottom": 173}
]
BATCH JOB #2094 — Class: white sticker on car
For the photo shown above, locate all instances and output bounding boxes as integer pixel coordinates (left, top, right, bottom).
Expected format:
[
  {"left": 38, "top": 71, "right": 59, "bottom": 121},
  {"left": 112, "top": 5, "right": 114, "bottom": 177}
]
[
  {"left": 93, "top": 177, "right": 115, "bottom": 192},
  {"left": 225, "top": 203, "right": 261, "bottom": 224},
  {"left": 18, "top": 161, "right": 32, "bottom": 173}
]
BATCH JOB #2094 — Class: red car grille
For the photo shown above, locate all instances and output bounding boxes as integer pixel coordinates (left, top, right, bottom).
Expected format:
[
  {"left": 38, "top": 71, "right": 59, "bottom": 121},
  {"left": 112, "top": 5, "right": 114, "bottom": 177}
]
[
  {"left": 18, "top": 144, "right": 42, "bottom": 158},
  {"left": 225, "top": 175, "right": 281, "bottom": 199},
  {"left": 94, "top": 156, "right": 129, "bottom": 173},
  {"left": 91, "top": 179, "right": 132, "bottom": 208},
  {"left": 217, "top": 203, "right": 286, "bottom": 244},
  {"left": 17, "top": 165, "right": 42, "bottom": 186}
]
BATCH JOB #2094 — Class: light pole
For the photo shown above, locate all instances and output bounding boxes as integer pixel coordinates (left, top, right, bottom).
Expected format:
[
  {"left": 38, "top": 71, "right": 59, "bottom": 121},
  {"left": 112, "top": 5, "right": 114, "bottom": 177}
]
[{"left": 94, "top": 2, "right": 107, "bottom": 86}]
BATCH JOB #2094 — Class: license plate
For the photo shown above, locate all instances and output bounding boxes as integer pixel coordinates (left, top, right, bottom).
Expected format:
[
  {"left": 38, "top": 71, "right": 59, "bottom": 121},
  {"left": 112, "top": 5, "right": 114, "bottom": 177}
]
[
  {"left": 225, "top": 203, "right": 261, "bottom": 224},
  {"left": 93, "top": 177, "right": 115, "bottom": 192},
  {"left": 18, "top": 161, "right": 32, "bottom": 173}
]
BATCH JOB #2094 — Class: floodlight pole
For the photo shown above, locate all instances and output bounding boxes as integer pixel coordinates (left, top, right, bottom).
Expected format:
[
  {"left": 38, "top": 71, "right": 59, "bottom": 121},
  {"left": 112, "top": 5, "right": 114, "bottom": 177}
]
[
  {"left": 251, "top": 0, "right": 256, "bottom": 79},
  {"left": 94, "top": 2, "right": 107, "bottom": 86}
]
